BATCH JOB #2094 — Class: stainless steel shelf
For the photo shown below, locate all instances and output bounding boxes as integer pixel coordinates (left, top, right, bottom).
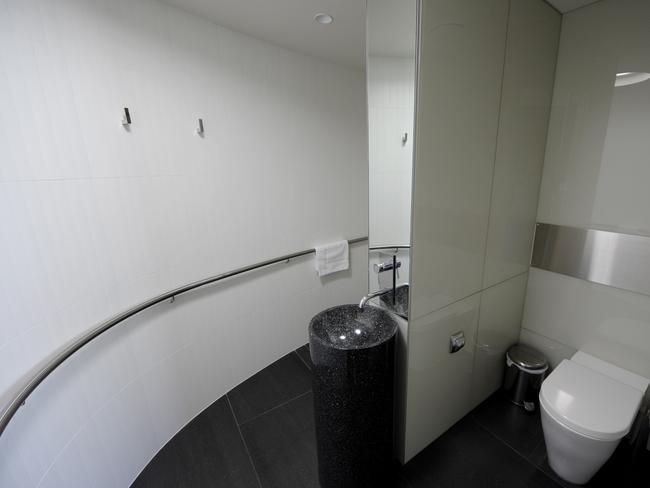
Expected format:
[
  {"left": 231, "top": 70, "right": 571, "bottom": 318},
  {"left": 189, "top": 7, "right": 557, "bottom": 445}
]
[{"left": 531, "top": 223, "right": 650, "bottom": 296}]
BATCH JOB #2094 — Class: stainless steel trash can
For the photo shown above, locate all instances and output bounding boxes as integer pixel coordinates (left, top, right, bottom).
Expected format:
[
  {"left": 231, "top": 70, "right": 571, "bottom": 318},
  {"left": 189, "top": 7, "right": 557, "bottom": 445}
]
[{"left": 503, "top": 344, "right": 548, "bottom": 411}]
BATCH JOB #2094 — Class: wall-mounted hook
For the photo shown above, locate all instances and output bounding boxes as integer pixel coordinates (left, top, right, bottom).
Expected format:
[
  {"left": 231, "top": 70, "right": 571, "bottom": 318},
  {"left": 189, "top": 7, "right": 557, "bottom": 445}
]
[
  {"left": 196, "top": 118, "right": 204, "bottom": 136},
  {"left": 402, "top": 132, "right": 408, "bottom": 145},
  {"left": 121, "top": 107, "right": 131, "bottom": 126}
]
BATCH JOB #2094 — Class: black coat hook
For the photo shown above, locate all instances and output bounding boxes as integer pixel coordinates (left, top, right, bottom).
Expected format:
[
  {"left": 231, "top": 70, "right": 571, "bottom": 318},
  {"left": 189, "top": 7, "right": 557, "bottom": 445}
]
[{"left": 122, "top": 107, "right": 131, "bottom": 126}]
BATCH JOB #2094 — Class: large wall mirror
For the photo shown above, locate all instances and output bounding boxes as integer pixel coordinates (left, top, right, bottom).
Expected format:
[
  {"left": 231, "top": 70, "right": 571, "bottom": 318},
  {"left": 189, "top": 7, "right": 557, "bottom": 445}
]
[{"left": 366, "top": 0, "right": 418, "bottom": 302}]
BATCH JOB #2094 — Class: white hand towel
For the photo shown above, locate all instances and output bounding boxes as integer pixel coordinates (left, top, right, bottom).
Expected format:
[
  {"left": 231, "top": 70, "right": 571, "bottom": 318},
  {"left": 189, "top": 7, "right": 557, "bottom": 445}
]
[{"left": 314, "top": 240, "right": 349, "bottom": 277}]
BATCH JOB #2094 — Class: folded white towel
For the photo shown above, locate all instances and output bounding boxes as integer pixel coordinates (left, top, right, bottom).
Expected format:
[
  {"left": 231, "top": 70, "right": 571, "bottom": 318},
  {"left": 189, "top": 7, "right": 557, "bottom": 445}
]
[{"left": 314, "top": 240, "right": 349, "bottom": 277}]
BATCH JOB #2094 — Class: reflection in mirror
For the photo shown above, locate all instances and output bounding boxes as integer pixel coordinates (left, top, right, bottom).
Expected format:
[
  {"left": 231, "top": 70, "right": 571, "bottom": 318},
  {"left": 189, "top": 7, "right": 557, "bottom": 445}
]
[
  {"left": 591, "top": 69, "right": 650, "bottom": 228},
  {"left": 366, "top": 0, "right": 417, "bottom": 296}
]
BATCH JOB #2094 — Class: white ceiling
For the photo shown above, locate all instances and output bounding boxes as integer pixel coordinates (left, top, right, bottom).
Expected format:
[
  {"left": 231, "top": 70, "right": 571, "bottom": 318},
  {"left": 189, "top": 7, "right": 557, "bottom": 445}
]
[
  {"left": 163, "top": 0, "right": 366, "bottom": 69},
  {"left": 367, "top": 0, "right": 417, "bottom": 57},
  {"left": 163, "top": 0, "right": 605, "bottom": 70},
  {"left": 545, "top": 0, "right": 601, "bottom": 13}
]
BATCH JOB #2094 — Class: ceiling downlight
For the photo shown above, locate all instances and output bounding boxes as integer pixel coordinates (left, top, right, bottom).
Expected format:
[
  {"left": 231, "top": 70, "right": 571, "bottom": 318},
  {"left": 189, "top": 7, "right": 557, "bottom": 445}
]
[{"left": 314, "top": 13, "right": 333, "bottom": 25}]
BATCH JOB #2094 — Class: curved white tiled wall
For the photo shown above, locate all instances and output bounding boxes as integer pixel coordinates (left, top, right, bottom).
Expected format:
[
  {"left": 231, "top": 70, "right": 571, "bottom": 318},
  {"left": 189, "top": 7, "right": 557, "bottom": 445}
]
[
  {"left": 0, "top": 0, "right": 367, "bottom": 486},
  {"left": 1, "top": 250, "right": 367, "bottom": 487}
]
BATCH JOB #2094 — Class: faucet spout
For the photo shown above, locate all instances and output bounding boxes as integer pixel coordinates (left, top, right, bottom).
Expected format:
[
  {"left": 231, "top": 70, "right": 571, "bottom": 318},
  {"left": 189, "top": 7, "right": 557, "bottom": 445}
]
[{"left": 359, "top": 288, "right": 394, "bottom": 310}]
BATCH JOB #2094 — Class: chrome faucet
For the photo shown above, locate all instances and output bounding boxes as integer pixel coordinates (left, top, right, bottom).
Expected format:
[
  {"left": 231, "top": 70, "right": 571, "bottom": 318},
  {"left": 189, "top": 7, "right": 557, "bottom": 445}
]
[
  {"left": 359, "top": 255, "right": 398, "bottom": 310},
  {"left": 359, "top": 288, "right": 395, "bottom": 310}
]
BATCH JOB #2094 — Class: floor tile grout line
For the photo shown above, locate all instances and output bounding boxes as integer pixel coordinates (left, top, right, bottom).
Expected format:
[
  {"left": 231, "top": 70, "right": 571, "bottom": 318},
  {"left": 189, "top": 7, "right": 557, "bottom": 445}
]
[
  {"left": 237, "top": 390, "right": 312, "bottom": 427},
  {"left": 226, "top": 394, "right": 263, "bottom": 488},
  {"left": 530, "top": 437, "right": 545, "bottom": 459},
  {"left": 471, "top": 414, "right": 539, "bottom": 461},
  {"left": 470, "top": 416, "right": 563, "bottom": 487},
  {"left": 294, "top": 347, "right": 312, "bottom": 370}
]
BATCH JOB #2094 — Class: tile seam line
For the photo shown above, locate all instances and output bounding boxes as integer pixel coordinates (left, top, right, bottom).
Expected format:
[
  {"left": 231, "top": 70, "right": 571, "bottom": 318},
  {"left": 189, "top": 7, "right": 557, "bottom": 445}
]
[
  {"left": 519, "top": 326, "right": 575, "bottom": 351},
  {"left": 226, "top": 394, "right": 263, "bottom": 488},
  {"left": 294, "top": 348, "right": 312, "bottom": 370},
  {"left": 237, "top": 390, "right": 312, "bottom": 427},
  {"left": 0, "top": 174, "right": 186, "bottom": 183},
  {"left": 478, "top": 0, "right": 513, "bottom": 294},
  {"left": 409, "top": 270, "right": 529, "bottom": 322},
  {"left": 31, "top": 342, "right": 194, "bottom": 488},
  {"left": 470, "top": 416, "right": 561, "bottom": 486}
]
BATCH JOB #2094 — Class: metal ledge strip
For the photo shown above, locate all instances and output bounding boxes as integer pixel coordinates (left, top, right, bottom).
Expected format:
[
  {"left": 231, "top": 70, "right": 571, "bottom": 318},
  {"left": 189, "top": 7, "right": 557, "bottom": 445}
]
[{"left": 531, "top": 223, "right": 650, "bottom": 296}]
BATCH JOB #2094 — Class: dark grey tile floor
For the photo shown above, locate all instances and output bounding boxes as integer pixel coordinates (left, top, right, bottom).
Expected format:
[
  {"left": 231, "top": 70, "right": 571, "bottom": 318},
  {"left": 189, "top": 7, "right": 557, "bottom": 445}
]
[{"left": 132, "top": 344, "right": 649, "bottom": 488}]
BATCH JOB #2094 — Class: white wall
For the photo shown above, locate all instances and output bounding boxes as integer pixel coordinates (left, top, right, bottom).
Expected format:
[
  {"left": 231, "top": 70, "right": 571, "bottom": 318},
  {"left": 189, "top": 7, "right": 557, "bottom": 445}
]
[
  {"left": 366, "top": 56, "right": 414, "bottom": 293},
  {"left": 522, "top": 268, "right": 650, "bottom": 376},
  {"left": 403, "top": 0, "right": 559, "bottom": 461},
  {"left": 0, "top": 0, "right": 367, "bottom": 486},
  {"left": 522, "top": 0, "right": 650, "bottom": 378},
  {"left": 367, "top": 56, "right": 414, "bottom": 249}
]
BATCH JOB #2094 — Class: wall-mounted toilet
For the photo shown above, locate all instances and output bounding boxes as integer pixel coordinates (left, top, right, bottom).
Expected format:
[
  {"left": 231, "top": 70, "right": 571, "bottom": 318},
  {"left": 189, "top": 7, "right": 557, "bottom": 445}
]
[{"left": 539, "top": 351, "right": 649, "bottom": 485}]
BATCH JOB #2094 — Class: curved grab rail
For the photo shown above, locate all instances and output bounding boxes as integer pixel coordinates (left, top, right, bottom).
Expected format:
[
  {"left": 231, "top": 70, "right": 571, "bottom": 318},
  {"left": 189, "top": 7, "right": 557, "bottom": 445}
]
[{"left": 0, "top": 236, "right": 368, "bottom": 438}]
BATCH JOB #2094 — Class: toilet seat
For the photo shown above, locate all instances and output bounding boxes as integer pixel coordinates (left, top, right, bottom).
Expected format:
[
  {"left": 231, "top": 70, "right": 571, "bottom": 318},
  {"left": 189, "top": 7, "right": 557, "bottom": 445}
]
[{"left": 540, "top": 359, "right": 643, "bottom": 441}]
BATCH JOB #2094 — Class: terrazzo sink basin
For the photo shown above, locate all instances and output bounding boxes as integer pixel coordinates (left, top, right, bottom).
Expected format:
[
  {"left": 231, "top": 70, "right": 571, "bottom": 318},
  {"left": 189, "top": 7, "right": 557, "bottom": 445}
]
[
  {"left": 309, "top": 304, "right": 399, "bottom": 351},
  {"left": 379, "top": 283, "right": 410, "bottom": 319},
  {"left": 309, "top": 305, "right": 398, "bottom": 487}
]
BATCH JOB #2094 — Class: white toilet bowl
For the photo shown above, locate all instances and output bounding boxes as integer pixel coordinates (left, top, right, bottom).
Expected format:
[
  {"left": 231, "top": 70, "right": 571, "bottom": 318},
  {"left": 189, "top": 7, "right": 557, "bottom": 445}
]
[{"left": 539, "top": 351, "right": 649, "bottom": 485}]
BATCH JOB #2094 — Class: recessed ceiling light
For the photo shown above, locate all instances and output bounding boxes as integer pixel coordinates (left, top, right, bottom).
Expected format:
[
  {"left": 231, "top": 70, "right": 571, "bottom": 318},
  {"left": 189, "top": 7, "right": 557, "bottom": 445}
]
[{"left": 314, "top": 13, "right": 333, "bottom": 25}]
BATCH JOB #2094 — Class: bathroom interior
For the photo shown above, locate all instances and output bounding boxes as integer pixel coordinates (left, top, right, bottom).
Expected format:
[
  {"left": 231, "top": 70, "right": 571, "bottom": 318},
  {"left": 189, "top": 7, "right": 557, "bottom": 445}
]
[{"left": 1, "top": 0, "right": 650, "bottom": 486}]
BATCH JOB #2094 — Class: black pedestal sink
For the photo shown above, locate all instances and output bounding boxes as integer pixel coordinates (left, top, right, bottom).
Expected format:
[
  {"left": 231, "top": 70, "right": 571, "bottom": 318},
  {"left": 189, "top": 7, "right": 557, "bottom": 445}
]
[{"left": 309, "top": 304, "right": 398, "bottom": 488}]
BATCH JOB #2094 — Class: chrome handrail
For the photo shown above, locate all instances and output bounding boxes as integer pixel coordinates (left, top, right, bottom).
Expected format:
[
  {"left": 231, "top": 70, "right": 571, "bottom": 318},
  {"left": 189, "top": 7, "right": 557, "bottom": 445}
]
[
  {"left": 0, "top": 236, "right": 368, "bottom": 438},
  {"left": 368, "top": 245, "right": 410, "bottom": 251}
]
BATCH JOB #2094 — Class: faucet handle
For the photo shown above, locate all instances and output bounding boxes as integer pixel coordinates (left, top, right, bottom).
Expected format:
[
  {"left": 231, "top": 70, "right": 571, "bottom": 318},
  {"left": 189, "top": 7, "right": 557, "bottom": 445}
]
[{"left": 374, "top": 260, "right": 401, "bottom": 273}]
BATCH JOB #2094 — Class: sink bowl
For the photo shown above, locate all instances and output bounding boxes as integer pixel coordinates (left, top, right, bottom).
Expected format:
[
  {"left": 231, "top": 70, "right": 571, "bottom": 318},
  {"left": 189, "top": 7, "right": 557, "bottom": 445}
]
[
  {"left": 309, "top": 305, "right": 398, "bottom": 487},
  {"left": 309, "top": 304, "right": 399, "bottom": 350},
  {"left": 379, "top": 284, "right": 409, "bottom": 319}
]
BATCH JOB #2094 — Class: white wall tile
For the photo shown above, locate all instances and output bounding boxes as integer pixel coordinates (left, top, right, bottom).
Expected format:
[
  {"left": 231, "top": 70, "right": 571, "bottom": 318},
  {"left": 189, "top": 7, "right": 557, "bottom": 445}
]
[
  {"left": 0, "top": 0, "right": 367, "bottom": 485},
  {"left": 537, "top": 0, "right": 650, "bottom": 235},
  {"left": 0, "top": 424, "right": 37, "bottom": 488},
  {"left": 518, "top": 1, "right": 650, "bottom": 446},
  {"left": 39, "top": 421, "right": 117, "bottom": 488},
  {"left": 518, "top": 328, "right": 576, "bottom": 369},
  {"left": 93, "top": 378, "right": 159, "bottom": 486},
  {"left": 34, "top": 466, "right": 67, "bottom": 488},
  {"left": 482, "top": 0, "right": 560, "bottom": 287},
  {"left": 471, "top": 273, "right": 528, "bottom": 406},
  {"left": 409, "top": 0, "right": 509, "bottom": 318},
  {"left": 402, "top": 0, "right": 559, "bottom": 463},
  {"left": 522, "top": 268, "right": 650, "bottom": 377},
  {"left": 367, "top": 57, "right": 415, "bottom": 248},
  {"left": 404, "top": 293, "right": 480, "bottom": 461}
]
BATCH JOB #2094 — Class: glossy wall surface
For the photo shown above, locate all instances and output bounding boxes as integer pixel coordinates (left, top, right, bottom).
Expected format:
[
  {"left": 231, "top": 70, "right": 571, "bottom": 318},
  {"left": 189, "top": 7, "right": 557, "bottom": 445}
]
[
  {"left": 404, "top": 0, "right": 559, "bottom": 462},
  {"left": 366, "top": 0, "right": 417, "bottom": 296},
  {"left": 0, "top": 0, "right": 367, "bottom": 486},
  {"left": 522, "top": 0, "right": 650, "bottom": 379},
  {"left": 367, "top": 56, "right": 414, "bottom": 250}
]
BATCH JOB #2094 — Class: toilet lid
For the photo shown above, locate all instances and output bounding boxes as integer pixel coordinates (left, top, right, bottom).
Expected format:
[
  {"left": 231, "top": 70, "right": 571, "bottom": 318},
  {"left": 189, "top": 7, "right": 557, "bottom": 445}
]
[{"left": 540, "top": 360, "right": 643, "bottom": 441}]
